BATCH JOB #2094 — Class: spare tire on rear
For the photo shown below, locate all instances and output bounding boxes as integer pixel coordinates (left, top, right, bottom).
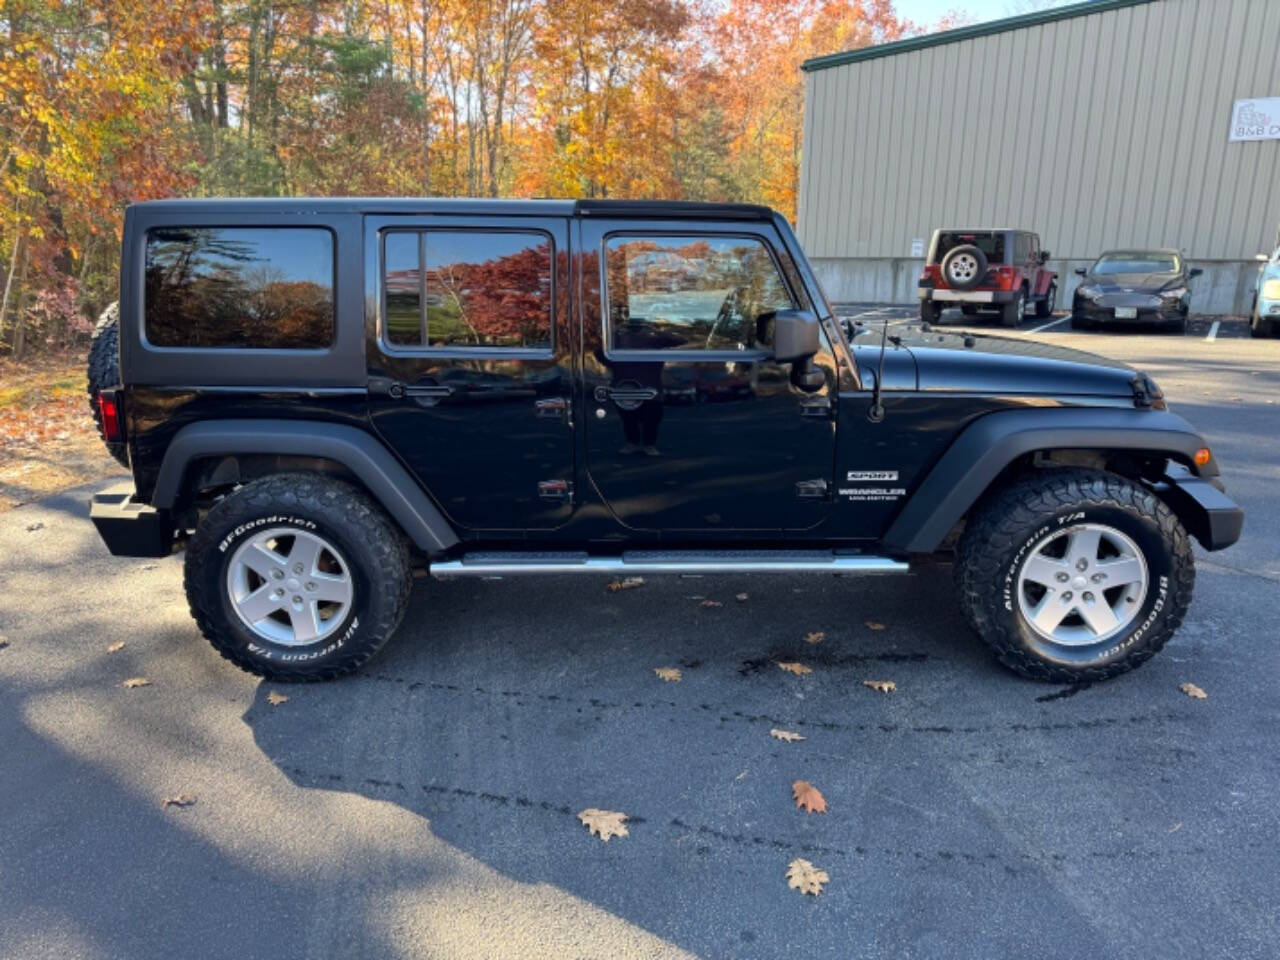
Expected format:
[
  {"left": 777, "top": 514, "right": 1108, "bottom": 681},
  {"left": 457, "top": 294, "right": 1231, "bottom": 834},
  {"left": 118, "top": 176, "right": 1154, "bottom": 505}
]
[
  {"left": 940, "top": 245, "right": 988, "bottom": 290},
  {"left": 87, "top": 301, "right": 129, "bottom": 468}
]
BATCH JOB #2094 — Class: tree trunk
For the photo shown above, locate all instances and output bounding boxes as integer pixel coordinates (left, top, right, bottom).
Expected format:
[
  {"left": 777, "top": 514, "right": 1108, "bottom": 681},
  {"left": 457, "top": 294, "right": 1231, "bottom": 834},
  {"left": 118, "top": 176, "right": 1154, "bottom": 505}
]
[
  {"left": 11, "top": 240, "right": 30, "bottom": 360},
  {"left": 0, "top": 226, "right": 25, "bottom": 343}
]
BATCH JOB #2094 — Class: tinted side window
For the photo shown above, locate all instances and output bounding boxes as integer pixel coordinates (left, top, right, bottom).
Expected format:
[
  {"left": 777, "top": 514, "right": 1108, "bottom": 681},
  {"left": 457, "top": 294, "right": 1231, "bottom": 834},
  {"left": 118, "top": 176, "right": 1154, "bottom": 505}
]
[
  {"left": 145, "top": 228, "right": 334, "bottom": 349},
  {"left": 382, "top": 230, "right": 552, "bottom": 350},
  {"left": 605, "top": 235, "right": 794, "bottom": 352}
]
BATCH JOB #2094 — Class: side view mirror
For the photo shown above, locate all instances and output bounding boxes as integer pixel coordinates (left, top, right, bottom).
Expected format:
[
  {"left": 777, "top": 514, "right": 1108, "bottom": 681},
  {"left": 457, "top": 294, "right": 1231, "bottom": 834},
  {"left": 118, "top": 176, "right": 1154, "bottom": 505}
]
[
  {"left": 1040, "top": 250, "right": 1051, "bottom": 263},
  {"left": 1074, "top": 268, "right": 1088, "bottom": 277},
  {"left": 1188, "top": 267, "right": 1203, "bottom": 278},
  {"left": 772, "top": 309, "right": 820, "bottom": 363}
]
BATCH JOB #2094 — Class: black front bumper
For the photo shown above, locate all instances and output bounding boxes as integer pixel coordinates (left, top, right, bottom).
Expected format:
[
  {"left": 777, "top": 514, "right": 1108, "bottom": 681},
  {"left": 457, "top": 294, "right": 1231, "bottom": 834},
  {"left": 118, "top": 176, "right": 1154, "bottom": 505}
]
[
  {"left": 1073, "top": 298, "right": 1187, "bottom": 324},
  {"left": 90, "top": 482, "right": 176, "bottom": 557},
  {"left": 1157, "top": 468, "right": 1244, "bottom": 551}
]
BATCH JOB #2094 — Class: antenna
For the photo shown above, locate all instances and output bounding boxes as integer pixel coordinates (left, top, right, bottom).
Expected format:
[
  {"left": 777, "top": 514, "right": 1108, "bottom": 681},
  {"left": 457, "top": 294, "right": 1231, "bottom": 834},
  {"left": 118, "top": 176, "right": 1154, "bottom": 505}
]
[{"left": 866, "top": 316, "right": 890, "bottom": 423}]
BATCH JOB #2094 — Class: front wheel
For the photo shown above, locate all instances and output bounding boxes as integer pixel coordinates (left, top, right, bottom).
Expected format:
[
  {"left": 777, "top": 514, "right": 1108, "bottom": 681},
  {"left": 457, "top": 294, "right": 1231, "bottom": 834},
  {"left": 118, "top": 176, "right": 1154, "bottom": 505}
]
[
  {"left": 184, "top": 473, "right": 411, "bottom": 681},
  {"left": 955, "top": 469, "right": 1194, "bottom": 683}
]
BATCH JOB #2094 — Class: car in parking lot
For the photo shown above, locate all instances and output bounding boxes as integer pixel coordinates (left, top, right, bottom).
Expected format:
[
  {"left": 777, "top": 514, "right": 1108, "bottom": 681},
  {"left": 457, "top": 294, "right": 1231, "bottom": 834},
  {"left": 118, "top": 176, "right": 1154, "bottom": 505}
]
[
  {"left": 917, "top": 228, "right": 1057, "bottom": 327},
  {"left": 1071, "top": 249, "right": 1201, "bottom": 333},
  {"left": 1251, "top": 245, "right": 1280, "bottom": 338}
]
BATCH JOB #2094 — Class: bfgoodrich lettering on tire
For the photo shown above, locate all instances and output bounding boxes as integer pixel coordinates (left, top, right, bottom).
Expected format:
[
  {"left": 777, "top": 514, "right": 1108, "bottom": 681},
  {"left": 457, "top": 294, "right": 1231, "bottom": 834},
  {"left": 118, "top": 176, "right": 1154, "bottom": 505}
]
[
  {"left": 955, "top": 468, "right": 1194, "bottom": 682},
  {"left": 184, "top": 473, "right": 411, "bottom": 681}
]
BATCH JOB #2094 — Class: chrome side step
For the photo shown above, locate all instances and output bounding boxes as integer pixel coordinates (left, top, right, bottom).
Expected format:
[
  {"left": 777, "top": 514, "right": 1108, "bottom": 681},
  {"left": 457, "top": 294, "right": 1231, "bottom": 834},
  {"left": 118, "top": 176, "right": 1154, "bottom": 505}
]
[{"left": 430, "top": 550, "right": 909, "bottom": 577}]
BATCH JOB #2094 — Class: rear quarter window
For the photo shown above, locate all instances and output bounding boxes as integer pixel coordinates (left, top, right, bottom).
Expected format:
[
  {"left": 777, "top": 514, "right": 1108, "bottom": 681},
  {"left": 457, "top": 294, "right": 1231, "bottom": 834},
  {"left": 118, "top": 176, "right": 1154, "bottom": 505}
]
[{"left": 144, "top": 227, "right": 335, "bottom": 349}]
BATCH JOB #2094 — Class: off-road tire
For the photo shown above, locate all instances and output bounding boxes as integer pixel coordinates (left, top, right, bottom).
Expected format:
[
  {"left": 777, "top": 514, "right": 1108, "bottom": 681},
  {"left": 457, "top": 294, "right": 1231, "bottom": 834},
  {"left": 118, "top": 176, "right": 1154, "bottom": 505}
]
[
  {"left": 940, "top": 244, "right": 988, "bottom": 291},
  {"left": 1034, "top": 282, "right": 1057, "bottom": 318},
  {"left": 87, "top": 301, "right": 128, "bottom": 468},
  {"left": 1000, "top": 288, "right": 1026, "bottom": 327},
  {"left": 920, "top": 300, "right": 944, "bottom": 323},
  {"left": 184, "top": 473, "right": 411, "bottom": 681},
  {"left": 955, "top": 468, "right": 1194, "bottom": 683}
]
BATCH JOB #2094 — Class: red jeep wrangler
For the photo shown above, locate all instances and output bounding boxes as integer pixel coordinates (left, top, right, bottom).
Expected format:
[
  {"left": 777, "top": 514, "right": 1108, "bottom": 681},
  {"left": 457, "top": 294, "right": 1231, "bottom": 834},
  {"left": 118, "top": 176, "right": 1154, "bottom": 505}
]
[{"left": 918, "top": 229, "right": 1058, "bottom": 327}]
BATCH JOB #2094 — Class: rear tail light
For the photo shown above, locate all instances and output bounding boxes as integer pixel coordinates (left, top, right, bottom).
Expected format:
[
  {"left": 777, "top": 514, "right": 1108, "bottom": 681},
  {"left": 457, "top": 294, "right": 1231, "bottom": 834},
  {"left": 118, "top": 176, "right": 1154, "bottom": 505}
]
[
  {"left": 920, "top": 264, "right": 940, "bottom": 283},
  {"left": 987, "top": 267, "right": 1019, "bottom": 291},
  {"left": 95, "top": 390, "right": 123, "bottom": 444}
]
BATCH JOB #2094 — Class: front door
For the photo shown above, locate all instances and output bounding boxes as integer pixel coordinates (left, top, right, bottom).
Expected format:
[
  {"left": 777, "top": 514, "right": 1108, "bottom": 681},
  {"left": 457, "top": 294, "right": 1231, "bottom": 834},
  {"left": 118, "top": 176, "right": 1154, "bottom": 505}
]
[
  {"left": 579, "top": 219, "right": 837, "bottom": 533},
  {"left": 365, "top": 214, "right": 575, "bottom": 531}
]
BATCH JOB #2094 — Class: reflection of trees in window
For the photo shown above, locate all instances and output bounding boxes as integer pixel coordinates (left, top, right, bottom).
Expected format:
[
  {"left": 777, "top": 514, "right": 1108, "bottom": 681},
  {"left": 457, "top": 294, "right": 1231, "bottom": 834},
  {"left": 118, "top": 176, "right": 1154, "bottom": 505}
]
[
  {"left": 382, "top": 231, "right": 552, "bottom": 349},
  {"left": 145, "top": 228, "right": 333, "bottom": 348}
]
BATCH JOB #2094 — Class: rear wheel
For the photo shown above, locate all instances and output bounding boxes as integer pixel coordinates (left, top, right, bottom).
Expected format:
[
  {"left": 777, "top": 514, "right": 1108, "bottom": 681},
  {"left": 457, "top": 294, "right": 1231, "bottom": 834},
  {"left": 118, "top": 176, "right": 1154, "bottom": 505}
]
[
  {"left": 920, "top": 300, "right": 944, "bottom": 323},
  {"left": 1000, "top": 288, "right": 1026, "bottom": 327},
  {"left": 955, "top": 468, "right": 1193, "bottom": 683},
  {"left": 184, "top": 473, "right": 411, "bottom": 681}
]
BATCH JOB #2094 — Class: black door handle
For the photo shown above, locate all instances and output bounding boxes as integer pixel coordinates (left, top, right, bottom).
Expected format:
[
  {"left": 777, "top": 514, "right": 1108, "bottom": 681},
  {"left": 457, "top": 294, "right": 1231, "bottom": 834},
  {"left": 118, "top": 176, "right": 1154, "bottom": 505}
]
[
  {"left": 535, "top": 397, "right": 568, "bottom": 418},
  {"left": 594, "top": 385, "right": 659, "bottom": 410}
]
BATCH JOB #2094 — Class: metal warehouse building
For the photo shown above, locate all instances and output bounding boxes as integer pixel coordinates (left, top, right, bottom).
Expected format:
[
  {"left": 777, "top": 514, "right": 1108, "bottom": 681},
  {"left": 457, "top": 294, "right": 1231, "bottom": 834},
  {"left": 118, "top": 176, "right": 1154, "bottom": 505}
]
[{"left": 797, "top": 0, "right": 1280, "bottom": 315}]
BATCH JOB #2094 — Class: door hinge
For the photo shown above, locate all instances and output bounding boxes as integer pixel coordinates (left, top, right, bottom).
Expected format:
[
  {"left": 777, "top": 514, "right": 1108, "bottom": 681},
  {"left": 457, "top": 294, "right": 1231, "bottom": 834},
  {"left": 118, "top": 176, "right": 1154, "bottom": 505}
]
[
  {"left": 538, "top": 478, "right": 574, "bottom": 502},
  {"left": 795, "top": 479, "right": 830, "bottom": 501}
]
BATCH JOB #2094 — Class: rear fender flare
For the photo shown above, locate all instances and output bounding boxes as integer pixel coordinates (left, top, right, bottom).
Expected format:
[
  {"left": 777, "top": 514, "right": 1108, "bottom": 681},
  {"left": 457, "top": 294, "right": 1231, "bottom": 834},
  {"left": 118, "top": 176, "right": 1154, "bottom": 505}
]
[
  {"left": 882, "top": 407, "right": 1216, "bottom": 554},
  {"left": 152, "top": 419, "right": 459, "bottom": 554}
]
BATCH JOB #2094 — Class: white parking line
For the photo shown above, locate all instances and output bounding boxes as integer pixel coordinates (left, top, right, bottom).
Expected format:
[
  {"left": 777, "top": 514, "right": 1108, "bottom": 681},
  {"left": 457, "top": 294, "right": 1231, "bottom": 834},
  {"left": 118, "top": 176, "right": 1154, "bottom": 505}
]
[
  {"left": 1028, "top": 316, "right": 1068, "bottom": 333},
  {"left": 1206, "top": 320, "right": 1220, "bottom": 342}
]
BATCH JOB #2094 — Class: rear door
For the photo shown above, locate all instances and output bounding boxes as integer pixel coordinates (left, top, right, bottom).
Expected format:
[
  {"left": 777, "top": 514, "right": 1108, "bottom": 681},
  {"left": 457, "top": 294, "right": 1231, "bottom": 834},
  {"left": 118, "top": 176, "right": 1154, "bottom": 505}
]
[
  {"left": 579, "top": 218, "right": 837, "bottom": 532},
  {"left": 365, "top": 214, "right": 574, "bottom": 531}
]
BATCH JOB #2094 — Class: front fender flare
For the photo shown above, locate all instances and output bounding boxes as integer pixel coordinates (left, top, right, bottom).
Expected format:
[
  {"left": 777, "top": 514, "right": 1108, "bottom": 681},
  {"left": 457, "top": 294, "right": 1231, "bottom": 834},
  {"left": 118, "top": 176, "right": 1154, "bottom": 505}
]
[
  {"left": 152, "top": 419, "right": 459, "bottom": 554},
  {"left": 882, "top": 407, "right": 1216, "bottom": 554}
]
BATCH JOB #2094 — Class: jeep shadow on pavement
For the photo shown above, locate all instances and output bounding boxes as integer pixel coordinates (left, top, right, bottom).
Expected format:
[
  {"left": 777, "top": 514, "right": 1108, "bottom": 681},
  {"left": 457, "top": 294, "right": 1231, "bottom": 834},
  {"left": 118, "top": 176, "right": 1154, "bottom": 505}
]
[{"left": 86, "top": 198, "right": 1242, "bottom": 685}]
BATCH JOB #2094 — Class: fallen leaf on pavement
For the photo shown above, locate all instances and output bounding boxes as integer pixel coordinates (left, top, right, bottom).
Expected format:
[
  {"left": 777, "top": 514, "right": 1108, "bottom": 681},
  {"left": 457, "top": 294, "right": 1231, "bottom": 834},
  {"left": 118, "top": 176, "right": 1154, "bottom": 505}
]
[
  {"left": 863, "top": 679, "right": 896, "bottom": 693},
  {"left": 803, "top": 631, "right": 825, "bottom": 645},
  {"left": 777, "top": 661, "right": 812, "bottom": 676},
  {"left": 770, "top": 728, "right": 805, "bottom": 743},
  {"left": 266, "top": 690, "right": 290, "bottom": 706},
  {"left": 106, "top": 641, "right": 125, "bottom": 653},
  {"left": 122, "top": 677, "right": 151, "bottom": 688},
  {"left": 26, "top": 521, "right": 43, "bottom": 532},
  {"left": 865, "top": 621, "right": 885, "bottom": 631},
  {"left": 578, "top": 808, "right": 629, "bottom": 841},
  {"left": 654, "top": 667, "right": 682, "bottom": 682},
  {"left": 1169, "top": 822, "right": 1183, "bottom": 833},
  {"left": 1180, "top": 682, "right": 1207, "bottom": 700},
  {"left": 736, "top": 592, "right": 749, "bottom": 602},
  {"left": 787, "top": 857, "right": 829, "bottom": 895},
  {"left": 607, "top": 577, "right": 646, "bottom": 592},
  {"left": 699, "top": 599, "right": 722, "bottom": 608},
  {"left": 792, "top": 780, "right": 827, "bottom": 813},
  {"left": 163, "top": 794, "right": 196, "bottom": 809},
  {"left": 0, "top": 636, "right": 8, "bottom": 650}
]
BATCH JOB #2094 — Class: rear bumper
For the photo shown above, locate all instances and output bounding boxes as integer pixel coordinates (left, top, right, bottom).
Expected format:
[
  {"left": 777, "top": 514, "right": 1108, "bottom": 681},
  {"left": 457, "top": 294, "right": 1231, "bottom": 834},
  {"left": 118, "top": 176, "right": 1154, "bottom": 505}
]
[
  {"left": 90, "top": 482, "right": 176, "bottom": 558},
  {"left": 918, "top": 287, "right": 1016, "bottom": 304},
  {"left": 1156, "top": 468, "right": 1243, "bottom": 551}
]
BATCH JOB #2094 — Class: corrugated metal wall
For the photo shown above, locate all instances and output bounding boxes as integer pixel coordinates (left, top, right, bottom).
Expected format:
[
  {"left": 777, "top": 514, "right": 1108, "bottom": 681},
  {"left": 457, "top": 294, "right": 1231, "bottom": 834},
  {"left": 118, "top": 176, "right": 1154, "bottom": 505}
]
[{"left": 798, "top": 0, "right": 1280, "bottom": 264}]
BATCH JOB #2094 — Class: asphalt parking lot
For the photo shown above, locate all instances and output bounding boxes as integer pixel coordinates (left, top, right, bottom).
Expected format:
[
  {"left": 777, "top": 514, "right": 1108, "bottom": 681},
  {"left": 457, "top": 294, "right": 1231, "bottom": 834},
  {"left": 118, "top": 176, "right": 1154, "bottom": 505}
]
[{"left": 2, "top": 313, "right": 1278, "bottom": 959}]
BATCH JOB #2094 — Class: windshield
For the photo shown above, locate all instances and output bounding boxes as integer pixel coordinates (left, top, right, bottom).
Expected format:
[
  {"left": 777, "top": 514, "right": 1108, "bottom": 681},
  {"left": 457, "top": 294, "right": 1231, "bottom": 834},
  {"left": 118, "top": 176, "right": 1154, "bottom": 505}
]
[{"left": 1094, "top": 253, "right": 1180, "bottom": 275}]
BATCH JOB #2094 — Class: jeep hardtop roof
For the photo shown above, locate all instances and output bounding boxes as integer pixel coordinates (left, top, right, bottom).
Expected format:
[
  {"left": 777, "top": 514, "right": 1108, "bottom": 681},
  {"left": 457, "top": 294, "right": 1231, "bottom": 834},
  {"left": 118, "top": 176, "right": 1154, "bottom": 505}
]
[{"left": 128, "top": 197, "right": 776, "bottom": 221}]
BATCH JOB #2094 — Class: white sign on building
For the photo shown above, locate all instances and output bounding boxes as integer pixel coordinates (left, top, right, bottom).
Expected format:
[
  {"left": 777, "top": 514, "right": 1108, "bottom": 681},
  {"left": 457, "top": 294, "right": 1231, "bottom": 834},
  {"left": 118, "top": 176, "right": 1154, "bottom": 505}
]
[{"left": 1229, "top": 98, "right": 1280, "bottom": 142}]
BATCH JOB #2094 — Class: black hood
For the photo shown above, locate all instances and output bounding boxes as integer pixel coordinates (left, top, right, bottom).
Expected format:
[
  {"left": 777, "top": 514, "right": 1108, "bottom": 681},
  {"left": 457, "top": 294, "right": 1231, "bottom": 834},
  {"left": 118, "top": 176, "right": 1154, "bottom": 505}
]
[
  {"left": 1081, "top": 270, "right": 1183, "bottom": 292},
  {"left": 889, "top": 325, "right": 1139, "bottom": 397}
]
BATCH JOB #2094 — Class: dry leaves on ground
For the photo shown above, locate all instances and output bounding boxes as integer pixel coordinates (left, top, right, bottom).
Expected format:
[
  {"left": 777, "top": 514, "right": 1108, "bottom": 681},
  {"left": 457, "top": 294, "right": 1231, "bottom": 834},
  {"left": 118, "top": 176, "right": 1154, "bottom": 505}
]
[
  {"left": 792, "top": 780, "right": 827, "bottom": 814},
  {"left": 770, "top": 728, "right": 805, "bottom": 743},
  {"left": 699, "top": 599, "right": 722, "bottom": 608},
  {"left": 786, "top": 858, "right": 829, "bottom": 895},
  {"left": 776, "top": 661, "right": 812, "bottom": 676},
  {"left": 865, "top": 620, "right": 885, "bottom": 631},
  {"left": 803, "top": 631, "right": 825, "bottom": 645},
  {"left": 654, "top": 667, "right": 682, "bottom": 683},
  {"left": 863, "top": 679, "right": 896, "bottom": 693},
  {"left": 122, "top": 677, "right": 151, "bottom": 688},
  {"left": 266, "top": 690, "right": 290, "bottom": 706},
  {"left": 26, "top": 521, "right": 43, "bottom": 532},
  {"left": 0, "top": 636, "right": 9, "bottom": 650},
  {"left": 607, "top": 577, "right": 646, "bottom": 592},
  {"left": 578, "top": 808, "right": 629, "bottom": 841},
  {"left": 1180, "top": 682, "right": 1207, "bottom": 700},
  {"left": 106, "top": 641, "right": 125, "bottom": 653},
  {"left": 162, "top": 794, "right": 196, "bottom": 809}
]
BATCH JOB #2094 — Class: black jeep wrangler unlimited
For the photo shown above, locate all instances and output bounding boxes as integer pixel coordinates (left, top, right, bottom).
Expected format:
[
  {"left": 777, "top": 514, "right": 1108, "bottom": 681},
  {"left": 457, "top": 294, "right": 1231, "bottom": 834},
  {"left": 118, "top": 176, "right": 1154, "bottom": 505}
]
[{"left": 87, "top": 198, "right": 1242, "bottom": 684}]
